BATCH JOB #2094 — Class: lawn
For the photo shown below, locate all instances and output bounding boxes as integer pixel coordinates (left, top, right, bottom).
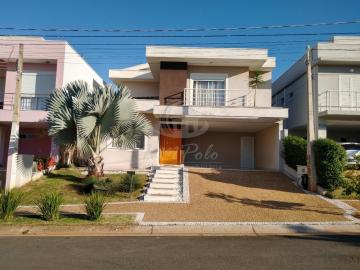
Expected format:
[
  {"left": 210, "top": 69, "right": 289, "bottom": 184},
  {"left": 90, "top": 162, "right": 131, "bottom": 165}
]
[
  {"left": 0, "top": 214, "right": 134, "bottom": 226},
  {"left": 16, "top": 168, "right": 147, "bottom": 205}
]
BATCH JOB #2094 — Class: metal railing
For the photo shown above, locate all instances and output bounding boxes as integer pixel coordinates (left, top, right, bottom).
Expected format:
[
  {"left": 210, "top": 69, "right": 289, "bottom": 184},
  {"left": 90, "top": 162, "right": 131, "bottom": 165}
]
[
  {"left": 318, "top": 90, "right": 360, "bottom": 112},
  {"left": 0, "top": 93, "right": 48, "bottom": 111},
  {"left": 164, "top": 91, "right": 184, "bottom": 105},
  {"left": 183, "top": 88, "right": 255, "bottom": 107}
]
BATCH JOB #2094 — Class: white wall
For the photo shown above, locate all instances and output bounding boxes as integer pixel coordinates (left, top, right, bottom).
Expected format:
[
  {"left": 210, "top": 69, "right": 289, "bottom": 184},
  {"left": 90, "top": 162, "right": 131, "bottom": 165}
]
[
  {"left": 123, "top": 81, "right": 159, "bottom": 98},
  {"left": 62, "top": 44, "right": 103, "bottom": 87},
  {"left": 101, "top": 116, "right": 159, "bottom": 170}
]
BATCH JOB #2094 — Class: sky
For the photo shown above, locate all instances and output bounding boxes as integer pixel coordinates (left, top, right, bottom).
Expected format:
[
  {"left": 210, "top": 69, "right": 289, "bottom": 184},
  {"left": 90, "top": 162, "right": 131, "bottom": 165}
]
[{"left": 1, "top": 0, "right": 360, "bottom": 81}]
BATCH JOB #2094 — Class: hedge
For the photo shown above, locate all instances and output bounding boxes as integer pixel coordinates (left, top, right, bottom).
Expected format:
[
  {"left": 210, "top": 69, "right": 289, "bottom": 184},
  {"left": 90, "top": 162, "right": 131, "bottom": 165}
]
[
  {"left": 313, "top": 138, "right": 347, "bottom": 190},
  {"left": 282, "top": 135, "right": 307, "bottom": 169}
]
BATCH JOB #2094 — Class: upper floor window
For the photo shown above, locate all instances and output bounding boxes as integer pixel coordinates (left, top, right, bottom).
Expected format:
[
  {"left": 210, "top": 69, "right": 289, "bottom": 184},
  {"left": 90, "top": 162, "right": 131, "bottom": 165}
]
[
  {"left": 189, "top": 73, "right": 227, "bottom": 106},
  {"left": 21, "top": 70, "right": 56, "bottom": 111}
]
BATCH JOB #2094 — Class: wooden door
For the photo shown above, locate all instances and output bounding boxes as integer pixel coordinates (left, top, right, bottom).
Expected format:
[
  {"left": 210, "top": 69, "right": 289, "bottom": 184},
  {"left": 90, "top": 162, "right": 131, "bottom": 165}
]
[{"left": 159, "top": 127, "right": 182, "bottom": 165}]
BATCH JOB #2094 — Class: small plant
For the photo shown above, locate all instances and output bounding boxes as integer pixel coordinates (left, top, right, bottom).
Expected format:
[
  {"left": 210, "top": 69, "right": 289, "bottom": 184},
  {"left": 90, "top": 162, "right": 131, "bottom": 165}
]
[
  {"left": 84, "top": 175, "right": 100, "bottom": 193},
  {"left": 37, "top": 159, "right": 44, "bottom": 171},
  {"left": 342, "top": 177, "right": 360, "bottom": 196},
  {"left": 36, "top": 192, "right": 64, "bottom": 221},
  {"left": 46, "top": 156, "right": 57, "bottom": 168},
  {"left": 84, "top": 192, "right": 106, "bottom": 221},
  {"left": 0, "top": 190, "right": 24, "bottom": 220},
  {"left": 119, "top": 174, "right": 142, "bottom": 193}
]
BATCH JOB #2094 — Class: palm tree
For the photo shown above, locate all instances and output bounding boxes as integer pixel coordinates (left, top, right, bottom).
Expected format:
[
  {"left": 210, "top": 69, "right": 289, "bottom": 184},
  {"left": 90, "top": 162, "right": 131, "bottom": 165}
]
[
  {"left": 47, "top": 81, "right": 87, "bottom": 166},
  {"left": 47, "top": 81, "right": 152, "bottom": 176},
  {"left": 249, "top": 71, "right": 264, "bottom": 107}
]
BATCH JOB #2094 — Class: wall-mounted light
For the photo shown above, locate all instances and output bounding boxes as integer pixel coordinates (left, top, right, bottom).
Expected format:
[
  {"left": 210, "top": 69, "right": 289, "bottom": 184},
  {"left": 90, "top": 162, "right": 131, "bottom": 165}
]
[{"left": 350, "top": 68, "right": 355, "bottom": 73}]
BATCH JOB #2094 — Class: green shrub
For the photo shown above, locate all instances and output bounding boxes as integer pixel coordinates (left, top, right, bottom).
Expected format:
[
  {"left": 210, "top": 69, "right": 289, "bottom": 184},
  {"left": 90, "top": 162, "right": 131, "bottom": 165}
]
[
  {"left": 283, "top": 135, "right": 307, "bottom": 169},
  {"left": 342, "top": 177, "right": 360, "bottom": 196},
  {"left": 119, "top": 174, "right": 142, "bottom": 193},
  {"left": 84, "top": 192, "right": 106, "bottom": 221},
  {"left": 84, "top": 176, "right": 121, "bottom": 194},
  {"left": 84, "top": 175, "right": 100, "bottom": 193},
  {"left": 313, "top": 138, "right": 347, "bottom": 190},
  {"left": 0, "top": 190, "right": 24, "bottom": 220},
  {"left": 36, "top": 192, "right": 64, "bottom": 221}
]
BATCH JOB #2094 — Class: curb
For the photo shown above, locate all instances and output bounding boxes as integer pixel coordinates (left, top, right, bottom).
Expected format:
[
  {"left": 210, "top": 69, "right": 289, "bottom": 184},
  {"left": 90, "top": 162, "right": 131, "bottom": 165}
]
[{"left": 0, "top": 223, "right": 360, "bottom": 237}]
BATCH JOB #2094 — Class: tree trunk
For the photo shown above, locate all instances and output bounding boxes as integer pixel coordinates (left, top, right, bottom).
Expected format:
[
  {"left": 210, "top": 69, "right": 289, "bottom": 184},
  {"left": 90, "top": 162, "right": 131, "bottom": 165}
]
[
  {"left": 65, "top": 149, "right": 74, "bottom": 166},
  {"left": 88, "top": 155, "right": 104, "bottom": 177}
]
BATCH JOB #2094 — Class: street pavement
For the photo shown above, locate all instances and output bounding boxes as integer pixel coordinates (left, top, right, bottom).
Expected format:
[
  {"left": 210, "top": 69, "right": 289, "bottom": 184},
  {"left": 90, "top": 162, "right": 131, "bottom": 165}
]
[{"left": 0, "top": 235, "right": 359, "bottom": 269}]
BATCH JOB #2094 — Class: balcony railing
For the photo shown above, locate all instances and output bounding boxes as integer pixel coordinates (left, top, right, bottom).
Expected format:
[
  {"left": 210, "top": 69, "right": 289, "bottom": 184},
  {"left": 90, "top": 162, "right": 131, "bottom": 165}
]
[
  {"left": 0, "top": 93, "right": 48, "bottom": 111},
  {"left": 318, "top": 90, "right": 360, "bottom": 112},
  {"left": 183, "top": 88, "right": 255, "bottom": 107}
]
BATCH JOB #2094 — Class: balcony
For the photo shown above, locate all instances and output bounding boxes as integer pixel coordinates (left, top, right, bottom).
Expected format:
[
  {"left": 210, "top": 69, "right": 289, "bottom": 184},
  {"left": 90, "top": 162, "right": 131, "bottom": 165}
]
[
  {"left": 163, "top": 88, "right": 255, "bottom": 107},
  {"left": 155, "top": 88, "right": 287, "bottom": 120},
  {"left": 0, "top": 93, "right": 48, "bottom": 111},
  {"left": 318, "top": 90, "right": 360, "bottom": 113}
]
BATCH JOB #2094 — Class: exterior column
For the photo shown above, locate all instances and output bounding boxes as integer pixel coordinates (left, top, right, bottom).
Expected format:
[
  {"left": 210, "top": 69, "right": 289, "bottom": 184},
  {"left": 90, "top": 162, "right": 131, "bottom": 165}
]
[{"left": 278, "top": 121, "right": 285, "bottom": 171}]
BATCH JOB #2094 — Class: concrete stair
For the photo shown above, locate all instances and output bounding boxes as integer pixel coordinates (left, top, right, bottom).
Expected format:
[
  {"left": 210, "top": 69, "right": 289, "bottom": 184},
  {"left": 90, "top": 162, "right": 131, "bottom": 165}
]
[
  {"left": 143, "top": 195, "right": 179, "bottom": 202},
  {"left": 151, "top": 177, "right": 179, "bottom": 184},
  {"left": 147, "top": 188, "right": 178, "bottom": 195},
  {"left": 149, "top": 182, "right": 179, "bottom": 189},
  {"left": 143, "top": 166, "right": 183, "bottom": 202}
]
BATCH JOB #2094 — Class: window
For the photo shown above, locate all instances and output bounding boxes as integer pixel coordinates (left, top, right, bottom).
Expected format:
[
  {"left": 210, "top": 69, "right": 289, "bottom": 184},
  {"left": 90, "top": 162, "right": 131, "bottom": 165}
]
[
  {"left": 110, "top": 135, "right": 145, "bottom": 150},
  {"left": 19, "top": 133, "right": 35, "bottom": 139},
  {"left": 21, "top": 71, "right": 56, "bottom": 110},
  {"left": 190, "top": 74, "right": 227, "bottom": 106},
  {"left": 280, "top": 97, "right": 285, "bottom": 106}
]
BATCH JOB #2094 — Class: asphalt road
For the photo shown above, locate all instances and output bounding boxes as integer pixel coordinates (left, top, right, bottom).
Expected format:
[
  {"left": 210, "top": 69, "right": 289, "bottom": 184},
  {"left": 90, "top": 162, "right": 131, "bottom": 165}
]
[{"left": 0, "top": 235, "right": 359, "bottom": 269}]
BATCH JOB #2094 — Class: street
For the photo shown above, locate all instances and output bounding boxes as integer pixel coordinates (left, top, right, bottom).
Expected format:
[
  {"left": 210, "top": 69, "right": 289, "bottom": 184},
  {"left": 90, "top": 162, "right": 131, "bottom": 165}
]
[{"left": 0, "top": 235, "right": 359, "bottom": 269}]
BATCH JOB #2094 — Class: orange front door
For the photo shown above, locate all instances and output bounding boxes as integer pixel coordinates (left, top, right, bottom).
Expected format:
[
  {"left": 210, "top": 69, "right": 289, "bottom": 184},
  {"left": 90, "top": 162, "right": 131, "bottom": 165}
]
[{"left": 159, "top": 127, "right": 182, "bottom": 165}]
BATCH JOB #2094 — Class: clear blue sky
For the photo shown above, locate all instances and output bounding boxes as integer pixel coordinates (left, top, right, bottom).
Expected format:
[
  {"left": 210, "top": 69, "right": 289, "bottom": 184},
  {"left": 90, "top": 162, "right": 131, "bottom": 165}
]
[{"left": 1, "top": 0, "right": 360, "bottom": 81}]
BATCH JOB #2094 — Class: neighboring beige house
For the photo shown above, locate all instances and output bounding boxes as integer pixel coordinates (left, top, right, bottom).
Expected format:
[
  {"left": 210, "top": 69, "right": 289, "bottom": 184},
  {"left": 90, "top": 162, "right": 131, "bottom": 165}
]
[
  {"left": 273, "top": 36, "right": 360, "bottom": 142},
  {"left": 106, "top": 46, "right": 288, "bottom": 171}
]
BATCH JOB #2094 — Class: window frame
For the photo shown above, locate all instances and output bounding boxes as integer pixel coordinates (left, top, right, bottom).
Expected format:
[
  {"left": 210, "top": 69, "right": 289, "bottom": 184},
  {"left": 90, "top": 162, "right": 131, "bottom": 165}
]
[
  {"left": 108, "top": 135, "right": 146, "bottom": 151},
  {"left": 188, "top": 73, "right": 228, "bottom": 106}
]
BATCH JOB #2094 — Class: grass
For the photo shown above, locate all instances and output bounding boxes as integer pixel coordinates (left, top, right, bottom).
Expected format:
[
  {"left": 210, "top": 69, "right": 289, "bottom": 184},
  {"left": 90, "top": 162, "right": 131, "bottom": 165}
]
[
  {"left": 0, "top": 214, "right": 134, "bottom": 226},
  {"left": 16, "top": 168, "right": 147, "bottom": 205}
]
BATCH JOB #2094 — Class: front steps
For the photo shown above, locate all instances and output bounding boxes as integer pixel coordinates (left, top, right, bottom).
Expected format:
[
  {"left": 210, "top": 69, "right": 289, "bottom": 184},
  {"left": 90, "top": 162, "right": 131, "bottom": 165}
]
[{"left": 143, "top": 166, "right": 183, "bottom": 202}]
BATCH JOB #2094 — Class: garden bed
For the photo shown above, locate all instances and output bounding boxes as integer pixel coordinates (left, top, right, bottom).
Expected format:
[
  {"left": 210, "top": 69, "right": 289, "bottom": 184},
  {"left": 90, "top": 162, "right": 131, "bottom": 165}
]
[
  {"left": 0, "top": 214, "right": 134, "bottom": 226},
  {"left": 15, "top": 168, "right": 147, "bottom": 205}
]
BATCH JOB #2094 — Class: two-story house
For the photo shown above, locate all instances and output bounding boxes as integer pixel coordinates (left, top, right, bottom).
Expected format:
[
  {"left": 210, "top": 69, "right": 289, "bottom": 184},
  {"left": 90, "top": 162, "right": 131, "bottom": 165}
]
[
  {"left": 0, "top": 36, "right": 103, "bottom": 188},
  {"left": 273, "top": 36, "right": 360, "bottom": 142},
  {"left": 107, "top": 46, "right": 288, "bottom": 171}
]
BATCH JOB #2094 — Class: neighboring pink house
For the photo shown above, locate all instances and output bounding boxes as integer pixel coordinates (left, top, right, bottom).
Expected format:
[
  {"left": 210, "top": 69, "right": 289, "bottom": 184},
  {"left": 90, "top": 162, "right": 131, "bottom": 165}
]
[{"left": 0, "top": 36, "right": 103, "bottom": 188}]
